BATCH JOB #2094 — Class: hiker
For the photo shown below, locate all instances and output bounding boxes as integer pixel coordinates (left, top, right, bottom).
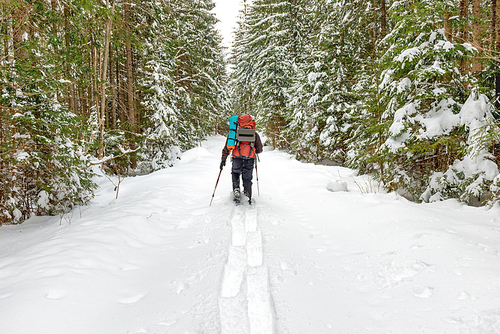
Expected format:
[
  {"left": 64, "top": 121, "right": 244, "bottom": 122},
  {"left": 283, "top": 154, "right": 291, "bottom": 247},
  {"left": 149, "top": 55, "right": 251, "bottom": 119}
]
[{"left": 220, "top": 114, "right": 263, "bottom": 204}]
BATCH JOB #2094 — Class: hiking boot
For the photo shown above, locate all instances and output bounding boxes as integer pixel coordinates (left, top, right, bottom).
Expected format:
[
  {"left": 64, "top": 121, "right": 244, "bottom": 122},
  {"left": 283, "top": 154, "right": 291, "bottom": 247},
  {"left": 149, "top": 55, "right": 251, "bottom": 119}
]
[
  {"left": 233, "top": 188, "right": 241, "bottom": 199},
  {"left": 244, "top": 189, "right": 251, "bottom": 204}
]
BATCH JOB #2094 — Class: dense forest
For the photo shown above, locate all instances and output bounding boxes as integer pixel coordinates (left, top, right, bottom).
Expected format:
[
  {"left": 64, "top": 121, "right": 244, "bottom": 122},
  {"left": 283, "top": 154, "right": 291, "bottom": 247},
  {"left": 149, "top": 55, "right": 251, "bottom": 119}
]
[
  {"left": 230, "top": 0, "right": 500, "bottom": 206},
  {"left": 0, "top": 0, "right": 229, "bottom": 224},
  {"left": 2, "top": 0, "right": 500, "bottom": 225}
]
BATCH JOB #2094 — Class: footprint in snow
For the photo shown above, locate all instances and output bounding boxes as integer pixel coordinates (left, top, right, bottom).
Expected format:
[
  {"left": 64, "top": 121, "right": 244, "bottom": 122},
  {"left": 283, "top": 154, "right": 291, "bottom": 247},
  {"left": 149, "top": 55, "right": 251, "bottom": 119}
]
[
  {"left": 38, "top": 268, "right": 63, "bottom": 278},
  {"left": 412, "top": 286, "right": 433, "bottom": 298},
  {"left": 457, "top": 291, "right": 470, "bottom": 300},
  {"left": 158, "top": 319, "right": 177, "bottom": 327},
  {"left": 0, "top": 292, "right": 13, "bottom": 299},
  {"left": 119, "top": 292, "right": 147, "bottom": 304},
  {"left": 45, "top": 289, "right": 66, "bottom": 300}
]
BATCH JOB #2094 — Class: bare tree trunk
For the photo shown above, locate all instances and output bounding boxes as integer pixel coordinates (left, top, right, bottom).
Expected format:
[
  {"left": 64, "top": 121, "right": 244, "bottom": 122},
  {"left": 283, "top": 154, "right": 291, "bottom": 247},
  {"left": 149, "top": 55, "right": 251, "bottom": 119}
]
[
  {"left": 117, "top": 60, "right": 125, "bottom": 124},
  {"left": 50, "top": 0, "right": 61, "bottom": 102},
  {"left": 493, "top": 0, "right": 497, "bottom": 49},
  {"left": 12, "top": 5, "right": 27, "bottom": 60},
  {"left": 472, "top": 0, "right": 482, "bottom": 72},
  {"left": 50, "top": 0, "right": 57, "bottom": 32},
  {"left": 444, "top": 11, "right": 452, "bottom": 41},
  {"left": 109, "top": 46, "right": 117, "bottom": 129},
  {"left": 97, "top": 0, "right": 116, "bottom": 159},
  {"left": 124, "top": 0, "right": 136, "bottom": 168},
  {"left": 124, "top": 1, "right": 133, "bottom": 125},
  {"left": 0, "top": 2, "right": 8, "bottom": 59},
  {"left": 79, "top": 86, "right": 87, "bottom": 134},
  {"left": 92, "top": 43, "right": 99, "bottom": 154},
  {"left": 64, "top": 5, "right": 78, "bottom": 112},
  {"left": 496, "top": 0, "right": 500, "bottom": 110},
  {"left": 460, "top": 0, "right": 470, "bottom": 72},
  {"left": 460, "top": 0, "right": 470, "bottom": 41},
  {"left": 492, "top": 0, "right": 497, "bottom": 50},
  {"left": 369, "top": 16, "right": 384, "bottom": 179},
  {"left": 125, "top": 33, "right": 134, "bottom": 125},
  {"left": 380, "top": 0, "right": 387, "bottom": 37}
]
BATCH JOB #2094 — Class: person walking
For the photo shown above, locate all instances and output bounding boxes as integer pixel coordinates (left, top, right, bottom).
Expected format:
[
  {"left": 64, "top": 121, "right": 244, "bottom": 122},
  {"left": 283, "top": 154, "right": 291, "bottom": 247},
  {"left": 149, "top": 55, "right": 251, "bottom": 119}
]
[{"left": 220, "top": 114, "right": 263, "bottom": 204}]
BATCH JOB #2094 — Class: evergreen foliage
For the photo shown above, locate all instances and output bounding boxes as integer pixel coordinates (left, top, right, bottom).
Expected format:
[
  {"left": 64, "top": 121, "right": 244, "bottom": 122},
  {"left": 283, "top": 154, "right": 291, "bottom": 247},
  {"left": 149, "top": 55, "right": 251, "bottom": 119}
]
[
  {"left": 0, "top": 0, "right": 228, "bottom": 224},
  {"left": 230, "top": 0, "right": 298, "bottom": 148},
  {"left": 230, "top": 0, "right": 500, "bottom": 206},
  {"left": 3, "top": 0, "right": 500, "bottom": 225},
  {"left": 138, "top": 0, "right": 229, "bottom": 173},
  {"left": 368, "top": 1, "right": 474, "bottom": 199}
]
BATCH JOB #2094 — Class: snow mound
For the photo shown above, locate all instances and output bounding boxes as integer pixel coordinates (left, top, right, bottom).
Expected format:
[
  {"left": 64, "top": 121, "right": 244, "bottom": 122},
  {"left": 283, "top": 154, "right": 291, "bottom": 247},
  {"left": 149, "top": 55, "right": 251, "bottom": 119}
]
[{"left": 326, "top": 179, "right": 348, "bottom": 192}]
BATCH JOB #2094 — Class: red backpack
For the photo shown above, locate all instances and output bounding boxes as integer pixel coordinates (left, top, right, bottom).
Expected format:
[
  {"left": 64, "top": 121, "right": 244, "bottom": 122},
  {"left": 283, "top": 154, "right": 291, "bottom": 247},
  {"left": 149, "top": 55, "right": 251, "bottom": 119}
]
[
  {"left": 233, "top": 115, "right": 256, "bottom": 159},
  {"left": 238, "top": 114, "right": 256, "bottom": 130}
]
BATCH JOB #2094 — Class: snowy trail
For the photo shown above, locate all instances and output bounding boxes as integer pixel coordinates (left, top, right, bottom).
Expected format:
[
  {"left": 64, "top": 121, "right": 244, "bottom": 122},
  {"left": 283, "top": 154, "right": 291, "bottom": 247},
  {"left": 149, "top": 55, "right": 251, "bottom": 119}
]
[
  {"left": 1, "top": 135, "right": 500, "bottom": 334},
  {"left": 219, "top": 205, "right": 275, "bottom": 334},
  {"left": 256, "top": 146, "right": 500, "bottom": 333}
]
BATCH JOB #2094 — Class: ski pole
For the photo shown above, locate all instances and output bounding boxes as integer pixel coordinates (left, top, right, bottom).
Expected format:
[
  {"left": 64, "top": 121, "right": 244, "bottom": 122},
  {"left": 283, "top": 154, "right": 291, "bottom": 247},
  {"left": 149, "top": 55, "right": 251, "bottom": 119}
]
[
  {"left": 209, "top": 168, "right": 223, "bottom": 206},
  {"left": 255, "top": 154, "right": 260, "bottom": 196}
]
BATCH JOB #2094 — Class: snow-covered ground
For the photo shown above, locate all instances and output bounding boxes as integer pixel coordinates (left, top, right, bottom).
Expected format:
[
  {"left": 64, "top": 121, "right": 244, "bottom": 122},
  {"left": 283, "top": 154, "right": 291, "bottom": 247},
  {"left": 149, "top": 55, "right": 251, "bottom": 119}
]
[{"left": 1, "top": 136, "right": 500, "bottom": 334}]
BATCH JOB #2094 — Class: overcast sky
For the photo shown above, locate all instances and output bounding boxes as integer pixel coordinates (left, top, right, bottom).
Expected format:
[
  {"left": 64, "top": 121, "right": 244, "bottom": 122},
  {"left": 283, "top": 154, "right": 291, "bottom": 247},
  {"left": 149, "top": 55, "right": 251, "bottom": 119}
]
[{"left": 212, "top": 0, "right": 246, "bottom": 49}]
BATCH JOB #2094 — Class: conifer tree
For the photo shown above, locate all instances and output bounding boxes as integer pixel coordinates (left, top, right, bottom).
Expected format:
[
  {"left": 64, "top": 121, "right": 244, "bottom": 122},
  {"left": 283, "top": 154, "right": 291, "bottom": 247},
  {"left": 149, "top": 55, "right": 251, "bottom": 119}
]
[
  {"left": 373, "top": 0, "right": 488, "bottom": 200},
  {"left": 229, "top": 3, "right": 257, "bottom": 117},
  {"left": 287, "top": 0, "right": 371, "bottom": 163},
  {"left": 0, "top": 0, "right": 229, "bottom": 223},
  {"left": 0, "top": 0, "right": 96, "bottom": 224},
  {"left": 232, "top": 0, "right": 298, "bottom": 148},
  {"left": 138, "top": 0, "right": 228, "bottom": 172}
]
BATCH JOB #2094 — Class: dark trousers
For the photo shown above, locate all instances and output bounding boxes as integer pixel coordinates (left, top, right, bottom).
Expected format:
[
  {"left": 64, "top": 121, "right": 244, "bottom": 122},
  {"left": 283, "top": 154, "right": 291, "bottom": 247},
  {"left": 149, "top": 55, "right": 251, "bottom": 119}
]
[{"left": 231, "top": 157, "right": 254, "bottom": 197}]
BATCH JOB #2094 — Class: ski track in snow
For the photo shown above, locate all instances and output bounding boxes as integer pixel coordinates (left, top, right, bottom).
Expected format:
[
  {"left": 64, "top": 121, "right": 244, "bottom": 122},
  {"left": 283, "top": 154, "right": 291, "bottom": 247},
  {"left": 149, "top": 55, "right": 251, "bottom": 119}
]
[{"left": 219, "top": 204, "right": 276, "bottom": 334}]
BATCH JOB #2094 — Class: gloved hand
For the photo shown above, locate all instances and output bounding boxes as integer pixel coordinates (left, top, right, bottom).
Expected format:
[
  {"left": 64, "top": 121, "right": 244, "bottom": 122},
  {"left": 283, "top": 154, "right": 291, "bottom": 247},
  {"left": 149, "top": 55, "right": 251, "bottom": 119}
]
[{"left": 220, "top": 160, "right": 226, "bottom": 170}]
